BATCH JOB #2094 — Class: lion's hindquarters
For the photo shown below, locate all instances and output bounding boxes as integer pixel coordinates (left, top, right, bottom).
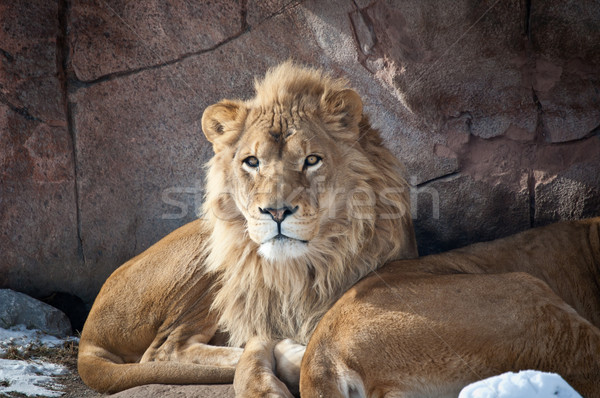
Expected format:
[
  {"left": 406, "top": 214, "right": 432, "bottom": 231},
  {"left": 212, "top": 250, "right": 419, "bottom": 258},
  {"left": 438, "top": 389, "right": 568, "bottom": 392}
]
[
  {"left": 301, "top": 272, "right": 600, "bottom": 398},
  {"left": 300, "top": 313, "right": 369, "bottom": 398}
]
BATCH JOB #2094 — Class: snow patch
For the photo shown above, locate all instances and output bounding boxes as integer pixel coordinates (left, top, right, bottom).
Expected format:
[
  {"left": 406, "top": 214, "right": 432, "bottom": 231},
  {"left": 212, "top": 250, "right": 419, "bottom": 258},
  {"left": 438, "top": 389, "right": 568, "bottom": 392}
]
[
  {"left": 0, "top": 326, "right": 77, "bottom": 397},
  {"left": 459, "top": 370, "right": 583, "bottom": 398},
  {"left": 0, "top": 358, "right": 68, "bottom": 397},
  {"left": 0, "top": 325, "right": 75, "bottom": 356}
]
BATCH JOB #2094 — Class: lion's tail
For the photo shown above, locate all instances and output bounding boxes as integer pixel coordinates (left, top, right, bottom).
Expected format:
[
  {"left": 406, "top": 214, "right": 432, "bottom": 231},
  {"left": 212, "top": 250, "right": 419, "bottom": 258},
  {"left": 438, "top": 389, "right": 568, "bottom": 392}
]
[{"left": 78, "top": 349, "right": 234, "bottom": 394}]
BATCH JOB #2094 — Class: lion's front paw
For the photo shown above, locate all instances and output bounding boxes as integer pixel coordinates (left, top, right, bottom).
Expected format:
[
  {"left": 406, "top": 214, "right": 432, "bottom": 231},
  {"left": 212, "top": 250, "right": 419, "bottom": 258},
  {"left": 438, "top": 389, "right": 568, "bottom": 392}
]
[
  {"left": 234, "top": 371, "right": 295, "bottom": 398},
  {"left": 234, "top": 337, "right": 297, "bottom": 398},
  {"left": 274, "top": 339, "right": 305, "bottom": 394}
]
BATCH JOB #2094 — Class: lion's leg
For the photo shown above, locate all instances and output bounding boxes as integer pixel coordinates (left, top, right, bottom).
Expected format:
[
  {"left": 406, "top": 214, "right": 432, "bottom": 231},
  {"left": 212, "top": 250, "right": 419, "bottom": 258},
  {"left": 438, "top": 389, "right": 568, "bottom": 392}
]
[
  {"left": 140, "top": 324, "right": 242, "bottom": 367},
  {"left": 79, "top": 340, "right": 236, "bottom": 393},
  {"left": 234, "top": 336, "right": 294, "bottom": 398},
  {"left": 274, "top": 339, "right": 306, "bottom": 394}
]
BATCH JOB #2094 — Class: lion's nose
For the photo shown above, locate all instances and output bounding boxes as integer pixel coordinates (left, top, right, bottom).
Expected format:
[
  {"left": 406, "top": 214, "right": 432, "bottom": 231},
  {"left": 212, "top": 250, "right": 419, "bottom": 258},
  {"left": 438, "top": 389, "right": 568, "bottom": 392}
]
[{"left": 259, "top": 206, "right": 298, "bottom": 223}]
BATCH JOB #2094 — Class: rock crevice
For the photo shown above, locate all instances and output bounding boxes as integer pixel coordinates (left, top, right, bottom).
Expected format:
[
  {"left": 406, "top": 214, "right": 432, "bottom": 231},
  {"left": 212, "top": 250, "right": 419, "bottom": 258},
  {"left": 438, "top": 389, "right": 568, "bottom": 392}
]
[
  {"left": 57, "top": 0, "right": 86, "bottom": 266},
  {"left": 0, "top": 97, "right": 44, "bottom": 123}
]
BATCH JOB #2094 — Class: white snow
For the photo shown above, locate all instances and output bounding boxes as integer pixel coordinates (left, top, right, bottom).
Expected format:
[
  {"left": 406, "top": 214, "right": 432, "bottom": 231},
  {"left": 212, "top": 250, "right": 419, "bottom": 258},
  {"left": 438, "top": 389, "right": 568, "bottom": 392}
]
[
  {"left": 459, "top": 370, "right": 583, "bottom": 398},
  {"left": 0, "top": 358, "right": 68, "bottom": 397},
  {"left": 0, "top": 325, "right": 75, "bottom": 357},
  {"left": 0, "top": 326, "right": 77, "bottom": 397}
]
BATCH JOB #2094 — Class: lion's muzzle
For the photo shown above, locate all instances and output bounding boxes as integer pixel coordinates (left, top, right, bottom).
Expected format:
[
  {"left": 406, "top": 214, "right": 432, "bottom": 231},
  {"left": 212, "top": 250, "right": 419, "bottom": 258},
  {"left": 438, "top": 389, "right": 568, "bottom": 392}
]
[
  {"left": 247, "top": 204, "right": 317, "bottom": 261},
  {"left": 259, "top": 205, "right": 299, "bottom": 225}
]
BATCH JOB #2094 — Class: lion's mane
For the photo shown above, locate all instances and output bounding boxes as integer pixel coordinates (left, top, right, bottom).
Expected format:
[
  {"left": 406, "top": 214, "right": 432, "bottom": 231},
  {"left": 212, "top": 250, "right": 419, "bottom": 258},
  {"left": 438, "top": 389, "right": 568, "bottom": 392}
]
[{"left": 201, "top": 62, "right": 417, "bottom": 346}]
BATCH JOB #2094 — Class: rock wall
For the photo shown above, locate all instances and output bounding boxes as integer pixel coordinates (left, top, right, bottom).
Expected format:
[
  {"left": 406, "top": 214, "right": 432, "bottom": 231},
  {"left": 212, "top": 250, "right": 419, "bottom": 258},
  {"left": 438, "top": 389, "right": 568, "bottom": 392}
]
[{"left": 1, "top": 0, "right": 599, "bottom": 304}]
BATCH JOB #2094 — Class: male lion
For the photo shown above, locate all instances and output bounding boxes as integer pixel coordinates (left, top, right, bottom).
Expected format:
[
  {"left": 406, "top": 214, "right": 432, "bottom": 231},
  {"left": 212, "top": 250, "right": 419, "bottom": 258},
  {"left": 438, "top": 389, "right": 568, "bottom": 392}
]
[
  {"left": 77, "top": 62, "right": 418, "bottom": 395},
  {"left": 300, "top": 218, "right": 600, "bottom": 397}
]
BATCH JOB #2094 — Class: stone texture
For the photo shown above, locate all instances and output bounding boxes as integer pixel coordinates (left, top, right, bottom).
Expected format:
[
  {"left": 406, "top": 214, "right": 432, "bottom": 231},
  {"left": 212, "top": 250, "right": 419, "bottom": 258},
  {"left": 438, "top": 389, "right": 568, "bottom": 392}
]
[
  {"left": 412, "top": 172, "right": 531, "bottom": 255},
  {"left": 70, "top": 63, "right": 219, "bottom": 291},
  {"left": 0, "top": 1, "right": 84, "bottom": 302},
  {"left": 0, "top": 1, "right": 65, "bottom": 122},
  {"left": 70, "top": 0, "right": 243, "bottom": 81},
  {"left": 1, "top": 0, "right": 599, "bottom": 307},
  {"left": 112, "top": 384, "right": 234, "bottom": 398},
  {"left": 352, "top": 0, "right": 600, "bottom": 253},
  {"left": 246, "top": 0, "right": 303, "bottom": 27},
  {"left": 533, "top": 138, "right": 600, "bottom": 225},
  {"left": 0, "top": 289, "right": 72, "bottom": 337},
  {"left": 361, "top": 0, "right": 537, "bottom": 140},
  {"left": 530, "top": 1, "right": 600, "bottom": 143}
]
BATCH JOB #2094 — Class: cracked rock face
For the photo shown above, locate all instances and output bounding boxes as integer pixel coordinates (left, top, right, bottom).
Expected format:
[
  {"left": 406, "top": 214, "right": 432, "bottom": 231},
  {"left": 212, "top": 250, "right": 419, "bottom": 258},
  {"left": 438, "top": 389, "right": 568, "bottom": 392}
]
[
  {"left": 0, "top": 1, "right": 83, "bottom": 303},
  {"left": 1, "top": 0, "right": 599, "bottom": 307}
]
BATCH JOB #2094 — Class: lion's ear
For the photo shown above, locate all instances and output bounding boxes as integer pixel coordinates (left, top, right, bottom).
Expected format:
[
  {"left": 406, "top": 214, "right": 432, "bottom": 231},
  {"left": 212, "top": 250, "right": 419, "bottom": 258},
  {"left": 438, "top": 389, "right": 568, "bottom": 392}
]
[
  {"left": 201, "top": 100, "right": 246, "bottom": 151},
  {"left": 322, "top": 89, "right": 363, "bottom": 129}
]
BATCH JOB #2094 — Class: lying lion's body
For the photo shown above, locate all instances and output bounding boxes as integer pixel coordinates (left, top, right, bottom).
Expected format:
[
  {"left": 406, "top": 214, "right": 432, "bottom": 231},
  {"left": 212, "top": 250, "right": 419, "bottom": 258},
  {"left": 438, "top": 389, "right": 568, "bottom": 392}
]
[
  {"left": 78, "top": 62, "right": 417, "bottom": 393},
  {"left": 301, "top": 218, "right": 600, "bottom": 398}
]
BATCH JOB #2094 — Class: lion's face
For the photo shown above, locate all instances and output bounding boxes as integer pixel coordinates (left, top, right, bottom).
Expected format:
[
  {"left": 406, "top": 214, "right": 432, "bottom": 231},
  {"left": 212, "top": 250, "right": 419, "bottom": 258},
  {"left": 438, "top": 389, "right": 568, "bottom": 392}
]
[
  {"left": 202, "top": 86, "right": 365, "bottom": 263},
  {"left": 230, "top": 110, "right": 337, "bottom": 261}
]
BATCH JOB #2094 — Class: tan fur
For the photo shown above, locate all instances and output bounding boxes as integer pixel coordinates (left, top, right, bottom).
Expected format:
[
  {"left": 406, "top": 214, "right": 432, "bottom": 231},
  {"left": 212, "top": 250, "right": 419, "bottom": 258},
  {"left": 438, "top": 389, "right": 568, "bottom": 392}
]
[
  {"left": 77, "top": 62, "right": 417, "bottom": 394},
  {"left": 301, "top": 218, "right": 600, "bottom": 398}
]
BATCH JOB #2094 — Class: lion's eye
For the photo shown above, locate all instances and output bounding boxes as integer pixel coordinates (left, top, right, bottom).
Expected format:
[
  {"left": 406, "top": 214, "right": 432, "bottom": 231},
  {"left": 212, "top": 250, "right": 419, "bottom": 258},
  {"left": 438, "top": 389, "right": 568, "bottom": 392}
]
[
  {"left": 243, "top": 156, "right": 259, "bottom": 168},
  {"left": 304, "top": 155, "right": 322, "bottom": 167}
]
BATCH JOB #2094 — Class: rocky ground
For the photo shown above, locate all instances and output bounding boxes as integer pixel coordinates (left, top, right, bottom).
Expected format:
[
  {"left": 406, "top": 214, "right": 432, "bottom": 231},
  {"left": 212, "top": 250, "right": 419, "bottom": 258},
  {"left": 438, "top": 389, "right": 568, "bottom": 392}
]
[
  {"left": 60, "top": 373, "right": 104, "bottom": 398},
  {"left": 0, "top": 289, "right": 98, "bottom": 397},
  {"left": 52, "top": 348, "right": 103, "bottom": 398}
]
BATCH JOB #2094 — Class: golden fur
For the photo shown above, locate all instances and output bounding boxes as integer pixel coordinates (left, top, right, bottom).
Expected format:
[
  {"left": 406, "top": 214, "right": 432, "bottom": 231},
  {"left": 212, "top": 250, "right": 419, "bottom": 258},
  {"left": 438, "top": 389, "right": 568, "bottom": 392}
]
[
  {"left": 77, "top": 62, "right": 417, "bottom": 393},
  {"left": 300, "top": 218, "right": 600, "bottom": 398}
]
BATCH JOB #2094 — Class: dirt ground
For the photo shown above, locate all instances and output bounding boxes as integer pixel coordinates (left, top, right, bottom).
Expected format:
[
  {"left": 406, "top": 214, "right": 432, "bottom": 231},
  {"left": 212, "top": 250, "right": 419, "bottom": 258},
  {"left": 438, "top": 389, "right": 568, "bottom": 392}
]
[{"left": 58, "top": 371, "right": 104, "bottom": 398}]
